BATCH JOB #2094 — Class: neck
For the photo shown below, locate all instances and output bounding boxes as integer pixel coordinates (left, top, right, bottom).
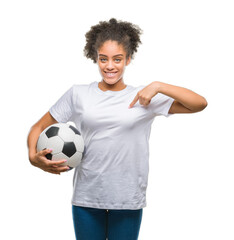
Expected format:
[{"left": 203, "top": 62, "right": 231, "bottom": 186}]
[{"left": 99, "top": 79, "right": 127, "bottom": 91}]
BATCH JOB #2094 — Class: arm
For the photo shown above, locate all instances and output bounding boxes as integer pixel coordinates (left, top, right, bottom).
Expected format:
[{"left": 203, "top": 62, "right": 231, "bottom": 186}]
[
  {"left": 157, "top": 81, "right": 208, "bottom": 113},
  {"left": 129, "top": 81, "right": 208, "bottom": 114},
  {"left": 27, "top": 112, "right": 69, "bottom": 174}
]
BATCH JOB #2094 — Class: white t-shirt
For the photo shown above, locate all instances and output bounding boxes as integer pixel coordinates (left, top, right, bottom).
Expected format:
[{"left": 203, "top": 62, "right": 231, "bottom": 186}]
[{"left": 49, "top": 81, "right": 174, "bottom": 210}]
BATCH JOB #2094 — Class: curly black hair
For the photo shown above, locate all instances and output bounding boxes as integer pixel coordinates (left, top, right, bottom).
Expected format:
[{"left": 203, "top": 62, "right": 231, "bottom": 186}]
[{"left": 84, "top": 18, "right": 143, "bottom": 63}]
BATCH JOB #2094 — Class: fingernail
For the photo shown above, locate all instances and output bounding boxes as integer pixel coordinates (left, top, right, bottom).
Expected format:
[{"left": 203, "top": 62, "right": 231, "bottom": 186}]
[
  {"left": 49, "top": 149, "right": 53, "bottom": 152},
  {"left": 64, "top": 160, "right": 67, "bottom": 162}
]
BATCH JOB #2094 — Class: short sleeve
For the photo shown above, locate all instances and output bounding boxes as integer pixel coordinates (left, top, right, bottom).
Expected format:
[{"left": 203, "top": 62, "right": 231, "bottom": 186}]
[
  {"left": 49, "top": 86, "right": 74, "bottom": 123},
  {"left": 148, "top": 93, "right": 174, "bottom": 117}
]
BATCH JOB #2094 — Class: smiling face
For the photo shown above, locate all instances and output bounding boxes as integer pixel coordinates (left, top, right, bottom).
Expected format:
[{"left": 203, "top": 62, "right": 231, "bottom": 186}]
[{"left": 97, "top": 40, "right": 131, "bottom": 90}]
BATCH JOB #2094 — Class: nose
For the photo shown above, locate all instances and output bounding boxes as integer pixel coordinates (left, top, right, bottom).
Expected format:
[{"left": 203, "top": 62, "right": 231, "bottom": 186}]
[{"left": 106, "top": 60, "right": 114, "bottom": 71}]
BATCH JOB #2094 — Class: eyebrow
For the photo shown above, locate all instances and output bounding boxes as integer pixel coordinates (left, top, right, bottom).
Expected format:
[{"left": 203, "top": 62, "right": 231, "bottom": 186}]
[{"left": 98, "top": 54, "right": 124, "bottom": 57}]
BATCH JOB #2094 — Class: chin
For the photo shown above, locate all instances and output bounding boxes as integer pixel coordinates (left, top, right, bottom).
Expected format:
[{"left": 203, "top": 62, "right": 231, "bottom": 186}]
[{"left": 103, "top": 78, "right": 120, "bottom": 85}]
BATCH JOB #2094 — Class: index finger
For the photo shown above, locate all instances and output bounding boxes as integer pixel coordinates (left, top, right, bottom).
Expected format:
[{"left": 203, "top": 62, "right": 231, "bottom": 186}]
[
  {"left": 47, "top": 159, "right": 67, "bottom": 166},
  {"left": 129, "top": 94, "right": 139, "bottom": 108}
]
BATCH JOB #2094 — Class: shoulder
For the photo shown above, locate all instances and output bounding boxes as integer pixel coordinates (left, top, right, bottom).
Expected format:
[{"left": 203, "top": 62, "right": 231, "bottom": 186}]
[{"left": 72, "top": 81, "right": 96, "bottom": 94}]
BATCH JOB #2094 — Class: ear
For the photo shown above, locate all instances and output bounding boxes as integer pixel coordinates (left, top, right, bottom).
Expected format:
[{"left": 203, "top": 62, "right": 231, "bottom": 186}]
[{"left": 126, "top": 56, "right": 131, "bottom": 66}]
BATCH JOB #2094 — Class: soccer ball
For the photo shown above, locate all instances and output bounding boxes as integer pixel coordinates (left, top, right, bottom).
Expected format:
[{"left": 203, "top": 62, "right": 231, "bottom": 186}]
[{"left": 36, "top": 123, "right": 85, "bottom": 170}]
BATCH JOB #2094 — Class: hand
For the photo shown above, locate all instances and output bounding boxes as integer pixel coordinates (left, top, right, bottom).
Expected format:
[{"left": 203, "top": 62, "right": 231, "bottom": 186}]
[
  {"left": 29, "top": 149, "right": 70, "bottom": 175},
  {"left": 129, "top": 82, "right": 160, "bottom": 108}
]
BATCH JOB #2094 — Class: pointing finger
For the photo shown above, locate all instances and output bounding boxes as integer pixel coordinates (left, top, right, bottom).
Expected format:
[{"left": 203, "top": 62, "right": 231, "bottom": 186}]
[{"left": 129, "top": 94, "right": 139, "bottom": 108}]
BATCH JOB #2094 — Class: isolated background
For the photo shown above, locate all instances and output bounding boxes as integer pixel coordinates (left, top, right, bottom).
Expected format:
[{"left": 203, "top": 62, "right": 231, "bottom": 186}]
[{"left": 0, "top": 0, "right": 233, "bottom": 239}]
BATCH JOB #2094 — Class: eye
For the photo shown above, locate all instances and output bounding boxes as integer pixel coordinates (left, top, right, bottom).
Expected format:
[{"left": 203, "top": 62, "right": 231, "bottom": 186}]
[
  {"left": 115, "top": 58, "right": 122, "bottom": 63},
  {"left": 100, "top": 58, "right": 107, "bottom": 62}
]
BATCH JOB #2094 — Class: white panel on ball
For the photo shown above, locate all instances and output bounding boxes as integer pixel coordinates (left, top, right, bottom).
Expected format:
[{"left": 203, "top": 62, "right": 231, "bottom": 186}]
[
  {"left": 73, "top": 135, "right": 85, "bottom": 152},
  {"left": 52, "top": 152, "right": 69, "bottom": 164},
  {"left": 59, "top": 127, "right": 76, "bottom": 142},
  {"left": 52, "top": 152, "right": 82, "bottom": 168},
  {"left": 46, "top": 136, "right": 64, "bottom": 154},
  {"left": 36, "top": 133, "right": 48, "bottom": 152},
  {"left": 68, "top": 151, "right": 83, "bottom": 168}
]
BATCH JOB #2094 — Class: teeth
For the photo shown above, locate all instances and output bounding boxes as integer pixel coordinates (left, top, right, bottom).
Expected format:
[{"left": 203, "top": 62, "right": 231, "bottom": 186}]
[{"left": 106, "top": 72, "right": 117, "bottom": 77}]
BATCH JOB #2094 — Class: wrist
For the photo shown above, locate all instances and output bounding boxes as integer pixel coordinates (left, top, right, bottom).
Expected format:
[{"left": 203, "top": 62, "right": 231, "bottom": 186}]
[{"left": 152, "top": 81, "right": 163, "bottom": 93}]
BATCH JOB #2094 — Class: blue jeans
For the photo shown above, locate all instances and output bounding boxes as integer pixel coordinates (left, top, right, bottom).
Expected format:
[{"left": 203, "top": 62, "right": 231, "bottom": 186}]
[{"left": 72, "top": 205, "right": 143, "bottom": 240}]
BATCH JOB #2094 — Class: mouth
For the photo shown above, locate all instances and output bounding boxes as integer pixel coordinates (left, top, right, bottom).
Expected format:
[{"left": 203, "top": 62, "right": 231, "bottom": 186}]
[{"left": 104, "top": 71, "right": 118, "bottom": 78}]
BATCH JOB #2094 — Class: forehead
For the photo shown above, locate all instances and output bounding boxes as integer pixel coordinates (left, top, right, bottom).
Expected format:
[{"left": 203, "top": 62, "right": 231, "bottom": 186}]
[{"left": 98, "top": 40, "right": 126, "bottom": 56}]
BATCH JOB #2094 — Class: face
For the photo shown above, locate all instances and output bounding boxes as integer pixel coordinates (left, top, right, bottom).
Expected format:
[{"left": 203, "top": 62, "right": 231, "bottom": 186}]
[{"left": 97, "top": 40, "right": 131, "bottom": 86}]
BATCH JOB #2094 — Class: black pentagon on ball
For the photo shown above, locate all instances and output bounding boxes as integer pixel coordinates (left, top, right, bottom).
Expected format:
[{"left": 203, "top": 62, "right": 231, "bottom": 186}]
[
  {"left": 69, "top": 125, "right": 81, "bottom": 135},
  {"left": 45, "top": 126, "right": 59, "bottom": 138},
  {"left": 45, "top": 153, "right": 52, "bottom": 160},
  {"left": 62, "top": 142, "right": 76, "bottom": 158}
]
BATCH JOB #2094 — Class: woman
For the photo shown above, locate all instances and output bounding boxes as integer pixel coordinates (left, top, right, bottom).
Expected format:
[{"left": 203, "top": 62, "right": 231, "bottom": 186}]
[{"left": 27, "top": 18, "right": 207, "bottom": 240}]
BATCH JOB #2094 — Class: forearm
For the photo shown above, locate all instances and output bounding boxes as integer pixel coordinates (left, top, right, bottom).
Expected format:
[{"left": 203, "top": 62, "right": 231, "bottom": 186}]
[
  {"left": 155, "top": 81, "right": 208, "bottom": 112},
  {"left": 27, "top": 111, "right": 57, "bottom": 163},
  {"left": 27, "top": 124, "right": 43, "bottom": 163}
]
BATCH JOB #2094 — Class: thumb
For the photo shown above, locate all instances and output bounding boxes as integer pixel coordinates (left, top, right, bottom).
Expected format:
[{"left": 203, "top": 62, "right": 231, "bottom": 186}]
[{"left": 129, "top": 94, "right": 139, "bottom": 108}]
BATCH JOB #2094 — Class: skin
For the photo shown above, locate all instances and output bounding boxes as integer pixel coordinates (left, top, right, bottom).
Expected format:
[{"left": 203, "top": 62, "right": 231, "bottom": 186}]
[
  {"left": 27, "top": 40, "right": 208, "bottom": 175},
  {"left": 129, "top": 81, "right": 208, "bottom": 113},
  {"left": 97, "top": 40, "right": 131, "bottom": 92}
]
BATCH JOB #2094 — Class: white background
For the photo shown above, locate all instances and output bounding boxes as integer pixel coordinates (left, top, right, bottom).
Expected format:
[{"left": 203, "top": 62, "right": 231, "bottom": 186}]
[{"left": 0, "top": 0, "right": 233, "bottom": 239}]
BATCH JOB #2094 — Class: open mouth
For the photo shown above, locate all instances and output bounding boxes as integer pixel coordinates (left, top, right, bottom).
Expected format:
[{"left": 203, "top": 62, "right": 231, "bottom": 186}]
[{"left": 104, "top": 71, "right": 118, "bottom": 77}]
